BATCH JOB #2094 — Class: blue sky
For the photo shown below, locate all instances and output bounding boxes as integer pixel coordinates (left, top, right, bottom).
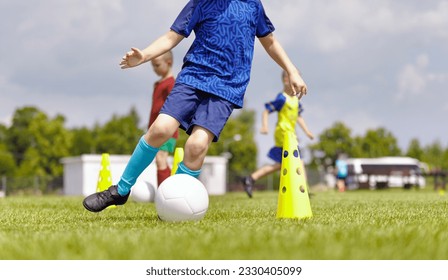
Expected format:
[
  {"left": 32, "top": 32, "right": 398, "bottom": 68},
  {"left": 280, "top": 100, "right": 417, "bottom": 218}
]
[{"left": 1, "top": 0, "right": 447, "bottom": 165}]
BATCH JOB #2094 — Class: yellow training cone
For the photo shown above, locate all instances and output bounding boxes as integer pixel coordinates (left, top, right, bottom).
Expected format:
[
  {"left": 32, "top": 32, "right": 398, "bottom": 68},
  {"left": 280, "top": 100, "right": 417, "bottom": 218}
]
[
  {"left": 276, "top": 132, "right": 312, "bottom": 219},
  {"left": 171, "top": 147, "right": 184, "bottom": 175},
  {"left": 97, "top": 153, "right": 116, "bottom": 209},
  {"left": 97, "top": 153, "right": 112, "bottom": 192}
]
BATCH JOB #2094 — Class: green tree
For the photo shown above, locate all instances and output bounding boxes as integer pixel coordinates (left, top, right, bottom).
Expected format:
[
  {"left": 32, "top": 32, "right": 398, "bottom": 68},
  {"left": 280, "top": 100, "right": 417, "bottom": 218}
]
[
  {"left": 309, "top": 121, "right": 354, "bottom": 167},
  {"left": 6, "top": 106, "right": 40, "bottom": 165},
  {"left": 0, "top": 143, "right": 16, "bottom": 176},
  {"left": 15, "top": 112, "right": 72, "bottom": 178},
  {"left": 0, "top": 124, "right": 16, "bottom": 175},
  {"left": 0, "top": 124, "right": 7, "bottom": 142},
  {"left": 351, "top": 136, "right": 366, "bottom": 158},
  {"left": 4, "top": 107, "right": 72, "bottom": 179},
  {"left": 95, "top": 107, "right": 144, "bottom": 154},
  {"left": 16, "top": 147, "right": 44, "bottom": 177},
  {"left": 218, "top": 110, "right": 257, "bottom": 183},
  {"left": 406, "top": 138, "right": 424, "bottom": 160},
  {"left": 422, "top": 140, "right": 445, "bottom": 170},
  {"left": 358, "top": 127, "right": 402, "bottom": 157},
  {"left": 70, "top": 127, "right": 96, "bottom": 155},
  {"left": 442, "top": 146, "right": 448, "bottom": 170}
]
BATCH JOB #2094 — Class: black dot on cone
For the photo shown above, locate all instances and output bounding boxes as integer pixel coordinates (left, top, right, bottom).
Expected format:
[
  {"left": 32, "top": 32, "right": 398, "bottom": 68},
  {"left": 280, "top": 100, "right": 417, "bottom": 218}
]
[
  {"left": 296, "top": 167, "right": 301, "bottom": 175},
  {"left": 299, "top": 185, "right": 305, "bottom": 193},
  {"left": 282, "top": 186, "right": 287, "bottom": 193},
  {"left": 283, "top": 168, "right": 288, "bottom": 176},
  {"left": 283, "top": 150, "right": 289, "bottom": 158}
]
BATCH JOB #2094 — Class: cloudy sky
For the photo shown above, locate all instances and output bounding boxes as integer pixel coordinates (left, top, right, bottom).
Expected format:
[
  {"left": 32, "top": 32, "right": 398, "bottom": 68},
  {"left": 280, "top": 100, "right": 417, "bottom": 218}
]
[{"left": 1, "top": 0, "right": 447, "bottom": 165}]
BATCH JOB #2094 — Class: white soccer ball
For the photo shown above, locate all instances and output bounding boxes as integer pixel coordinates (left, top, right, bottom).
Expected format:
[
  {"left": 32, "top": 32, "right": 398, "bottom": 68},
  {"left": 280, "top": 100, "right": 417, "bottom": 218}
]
[
  {"left": 131, "top": 180, "right": 157, "bottom": 203},
  {"left": 155, "top": 174, "right": 209, "bottom": 222}
]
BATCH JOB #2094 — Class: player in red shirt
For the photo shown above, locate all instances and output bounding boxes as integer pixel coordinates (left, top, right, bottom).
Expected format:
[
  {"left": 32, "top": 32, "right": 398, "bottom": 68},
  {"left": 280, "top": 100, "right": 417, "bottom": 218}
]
[{"left": 149, "top": 51, "right": 178, "bottom": 186}]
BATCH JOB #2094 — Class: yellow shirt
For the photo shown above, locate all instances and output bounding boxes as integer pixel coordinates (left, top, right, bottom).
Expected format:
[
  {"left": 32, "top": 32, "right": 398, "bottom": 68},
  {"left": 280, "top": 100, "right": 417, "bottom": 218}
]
[{"left": 265, "top": 92, "right": 302, "bottom": 147}]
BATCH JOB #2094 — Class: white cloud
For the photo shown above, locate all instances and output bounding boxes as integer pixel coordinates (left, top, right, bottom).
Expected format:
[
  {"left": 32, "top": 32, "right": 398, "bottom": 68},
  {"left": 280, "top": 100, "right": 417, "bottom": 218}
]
[
  {"left": 304, "top": 102, "right": 380, "bottom": 137},
  {"left": 361, "top": 2, "right": 448, "bottom": 34},
  {"left": 266, "top": 0, "right": 448, "bottom": 52},
  {"left": 15, "top": 1, "right": 124, "bottom": 50},
  {"left": 342, "top": 111, "right": 381, "bottom": 137},
  {"left": 397, "top": 54, "right": 448, "bottom": 99},
  {"left": 397, "top": 54, "right": 429, "bottom": 98},
  {"left": 0, "top": 73, "right": 27, "bottom": 126}
]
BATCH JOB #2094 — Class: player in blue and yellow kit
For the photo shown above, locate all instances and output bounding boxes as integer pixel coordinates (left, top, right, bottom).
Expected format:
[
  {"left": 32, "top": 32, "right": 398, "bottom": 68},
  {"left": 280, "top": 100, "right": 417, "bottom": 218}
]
[
  {"left": 83, "top": 0, "right": 309, "bottom": 212},
  {"left": 242, "top": 71, "right": 314, "bottom": 198}
]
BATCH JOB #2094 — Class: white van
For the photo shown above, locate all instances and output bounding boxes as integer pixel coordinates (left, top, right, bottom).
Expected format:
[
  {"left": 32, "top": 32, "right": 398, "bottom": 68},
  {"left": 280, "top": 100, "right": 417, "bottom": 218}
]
[{"left": 345, "top": 157, "right": 427, "bottom": 190}]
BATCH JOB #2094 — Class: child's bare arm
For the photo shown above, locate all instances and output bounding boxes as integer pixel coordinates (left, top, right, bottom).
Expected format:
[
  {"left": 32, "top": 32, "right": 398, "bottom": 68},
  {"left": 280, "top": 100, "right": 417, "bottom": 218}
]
[
  {"left": 259, "top": 34, "right": 307, "bottom": 98},
  {"left": 297, "top": 116, "right": 314, "bottom": 140},
  {"left": 260, "top": 109, "right": 269, "bottom": 134},
  {"left": 120, "top": 30, "right": 184, "bottom": 69}
]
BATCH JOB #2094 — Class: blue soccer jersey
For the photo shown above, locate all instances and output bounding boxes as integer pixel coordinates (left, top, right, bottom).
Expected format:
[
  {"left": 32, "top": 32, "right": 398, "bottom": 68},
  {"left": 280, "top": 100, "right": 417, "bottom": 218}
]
[{"left": 171, "top": 0, "right": 275, "bottom": 108}]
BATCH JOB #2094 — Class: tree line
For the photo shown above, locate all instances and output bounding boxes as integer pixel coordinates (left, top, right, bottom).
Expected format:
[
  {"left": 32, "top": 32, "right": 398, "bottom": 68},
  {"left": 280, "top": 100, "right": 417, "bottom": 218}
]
[
  {"left": 0, "top": 106, "right": 258, "bottom": 190},
  {"left": 308, "top": 121, "right": 448, "bottom": 171},
  {"left": 0, "top": 106, "right": 446, "bottom": 192}
]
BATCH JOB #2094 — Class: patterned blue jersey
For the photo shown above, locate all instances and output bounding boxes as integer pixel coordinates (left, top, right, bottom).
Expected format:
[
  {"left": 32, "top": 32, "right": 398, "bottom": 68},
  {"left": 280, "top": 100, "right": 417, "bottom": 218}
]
[{"left": 171, "top": 0, "right": 275, "bottom": 108}]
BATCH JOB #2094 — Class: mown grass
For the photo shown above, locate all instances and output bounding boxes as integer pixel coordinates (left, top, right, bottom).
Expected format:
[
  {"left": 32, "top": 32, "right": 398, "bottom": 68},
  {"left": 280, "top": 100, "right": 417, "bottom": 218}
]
[{"left": 0, "top": 188, "right": 447, "bottom": 260}]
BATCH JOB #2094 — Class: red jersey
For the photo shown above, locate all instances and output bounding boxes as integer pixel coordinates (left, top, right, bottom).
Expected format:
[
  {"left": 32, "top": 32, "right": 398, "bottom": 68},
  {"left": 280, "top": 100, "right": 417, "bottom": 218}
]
[{"left": 148, "top": 76, "right": 178, "bottom": 138}]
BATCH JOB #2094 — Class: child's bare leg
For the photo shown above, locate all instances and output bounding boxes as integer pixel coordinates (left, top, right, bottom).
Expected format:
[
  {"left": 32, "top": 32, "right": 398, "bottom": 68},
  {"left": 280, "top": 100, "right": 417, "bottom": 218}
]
[
  {"left": 176, "top": 126, "right": 214, "bottom": 178},
  {"left": 251, "top": 163, "right": 281, "bottom": 181},
  {"left": 337, "top": 179, "right": 345, "bottom": 192},
  {"left": 117, "top": 114, "right": 179, "bottom": 195},
  {"left": 145, "top": 114, "right": 179, "bottom": 147},
  {"left": 184, "top": 126, "right": 214, "bottom": 169}
]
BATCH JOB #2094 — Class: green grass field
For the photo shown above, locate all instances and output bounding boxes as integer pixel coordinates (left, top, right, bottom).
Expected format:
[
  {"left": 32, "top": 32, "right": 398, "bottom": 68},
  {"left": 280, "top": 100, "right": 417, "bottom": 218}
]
[{"left": 0, "top": 188, "right": 447, "bottom": 260}]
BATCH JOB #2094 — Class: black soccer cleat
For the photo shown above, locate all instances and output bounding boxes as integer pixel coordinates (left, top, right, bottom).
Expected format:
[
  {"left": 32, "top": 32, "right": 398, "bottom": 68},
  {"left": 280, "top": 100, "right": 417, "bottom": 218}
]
[
  {"left": 83, "top": 185, "right": 129, "bottom": 212},
  {"left": 241, "top": 176, "right": 254, "bottom": 198}
]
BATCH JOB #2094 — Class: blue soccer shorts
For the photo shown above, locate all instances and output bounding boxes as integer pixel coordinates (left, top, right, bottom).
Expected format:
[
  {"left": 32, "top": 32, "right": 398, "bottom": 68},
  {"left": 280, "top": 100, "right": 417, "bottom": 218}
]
[
  {"left": 267, "top": 145, "right": 303, "bottom": 163},
  {"left": 160, "top": 83, "right": 235, "bottom": 142}
]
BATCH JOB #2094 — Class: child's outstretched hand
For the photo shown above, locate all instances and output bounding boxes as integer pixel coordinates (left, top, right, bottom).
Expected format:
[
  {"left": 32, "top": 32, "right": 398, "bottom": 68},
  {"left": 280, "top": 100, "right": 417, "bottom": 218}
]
[
  {"left": 289, "top": 71, "right": 307, "bottom": 99},
  {"left": 120, "top": 48, "right": 145, "bottom": 69}
]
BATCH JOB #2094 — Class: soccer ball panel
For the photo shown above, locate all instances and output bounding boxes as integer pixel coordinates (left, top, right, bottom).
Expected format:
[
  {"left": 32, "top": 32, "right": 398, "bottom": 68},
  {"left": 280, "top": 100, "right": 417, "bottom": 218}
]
[
  {"left": 184, "top": 187, "right": 209, "bottom": 213},
  {"left": 155, "top": 174, "right": 209, "bottom": 222}
]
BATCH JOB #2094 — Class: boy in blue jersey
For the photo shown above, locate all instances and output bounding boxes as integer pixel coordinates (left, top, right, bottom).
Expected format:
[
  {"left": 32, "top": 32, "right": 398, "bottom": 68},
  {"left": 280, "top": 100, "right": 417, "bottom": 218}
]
[
  {"left": 241, "top": 71, "right": 314, "bottom": 198},
  {"left": 83, "top": 0, "right": 308, "bottom": 212}
]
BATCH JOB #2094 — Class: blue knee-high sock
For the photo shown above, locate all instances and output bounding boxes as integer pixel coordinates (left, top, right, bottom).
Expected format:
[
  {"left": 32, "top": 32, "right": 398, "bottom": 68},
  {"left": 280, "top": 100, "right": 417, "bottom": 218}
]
[
  {"left": 117, "top": 136, "right": 158, "bottom": 196},
  {"left": 175, "top": 161, "right": 201, "bottom": 179}
]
